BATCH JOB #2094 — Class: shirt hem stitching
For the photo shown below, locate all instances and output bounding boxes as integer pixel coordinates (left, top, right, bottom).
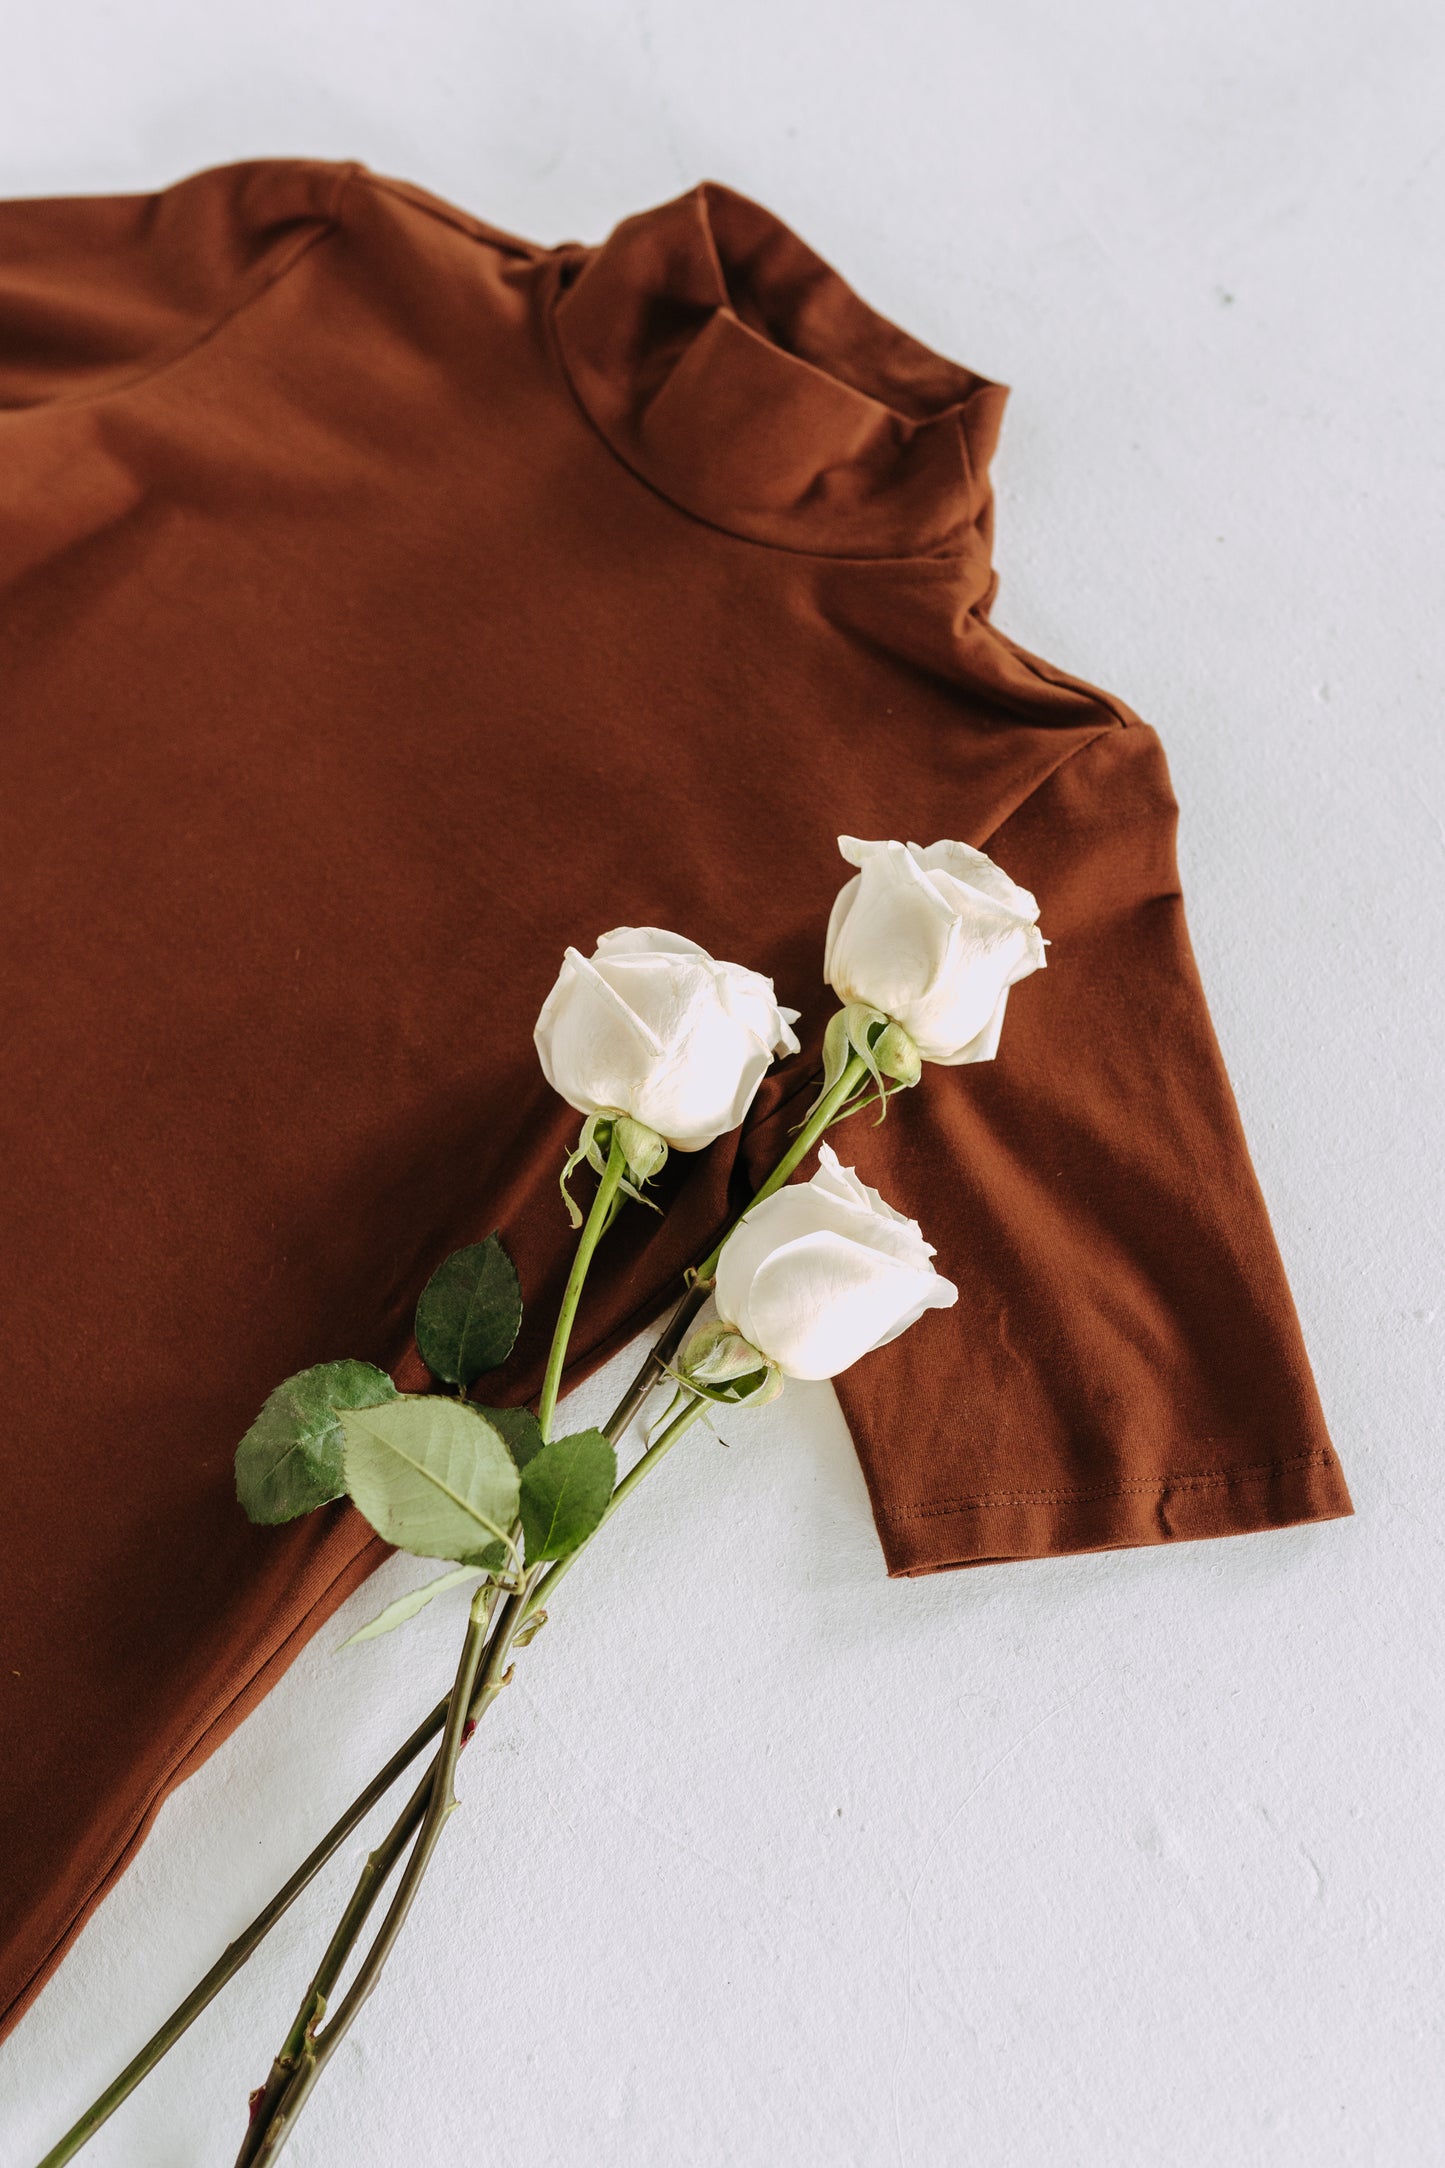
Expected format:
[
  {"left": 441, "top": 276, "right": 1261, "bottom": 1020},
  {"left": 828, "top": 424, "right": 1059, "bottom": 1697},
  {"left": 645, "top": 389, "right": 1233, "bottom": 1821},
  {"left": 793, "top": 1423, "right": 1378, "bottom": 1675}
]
[{"left": 889, "top": 1447, "right": 1340, "bottom": 1519}]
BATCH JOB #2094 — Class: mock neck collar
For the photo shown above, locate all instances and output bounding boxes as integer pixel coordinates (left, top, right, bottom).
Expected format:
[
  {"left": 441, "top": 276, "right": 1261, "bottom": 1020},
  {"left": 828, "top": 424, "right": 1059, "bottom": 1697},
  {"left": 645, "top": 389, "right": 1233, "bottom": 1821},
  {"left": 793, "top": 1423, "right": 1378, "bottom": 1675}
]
[{"left": 548, "top": 181, "right": 1008, "bottom": 562}]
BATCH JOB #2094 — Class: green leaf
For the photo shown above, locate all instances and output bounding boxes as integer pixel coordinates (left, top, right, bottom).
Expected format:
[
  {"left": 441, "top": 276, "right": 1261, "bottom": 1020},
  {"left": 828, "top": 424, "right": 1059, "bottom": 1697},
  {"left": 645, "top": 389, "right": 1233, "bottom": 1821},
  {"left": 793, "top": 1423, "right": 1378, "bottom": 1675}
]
[
  {"left": 236, "top": 1361, "right": 397, "bottom": 1525},
  {"left": 518, "top": 1428, "right": 617, "bottom": 1564},
  {"left": 478, "top": 1403, "right": 545, "bottom": 1470},
  {"left": 414, "top": 1235, "right": 522, "bottom": 1387},
  {"left": 340, "top": 1397, "right": 521, "bottom": 1566},
  {"left": 339, "top": 1563, "right": 482, "bottom": 1648}
]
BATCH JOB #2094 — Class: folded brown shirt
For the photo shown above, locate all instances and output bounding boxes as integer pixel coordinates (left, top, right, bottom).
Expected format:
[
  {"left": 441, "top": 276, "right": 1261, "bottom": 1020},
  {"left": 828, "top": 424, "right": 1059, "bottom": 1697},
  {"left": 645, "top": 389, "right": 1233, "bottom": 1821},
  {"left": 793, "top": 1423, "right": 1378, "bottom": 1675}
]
[{"left": 0, "top": 158, "right": 1351, "bottom": 2038}]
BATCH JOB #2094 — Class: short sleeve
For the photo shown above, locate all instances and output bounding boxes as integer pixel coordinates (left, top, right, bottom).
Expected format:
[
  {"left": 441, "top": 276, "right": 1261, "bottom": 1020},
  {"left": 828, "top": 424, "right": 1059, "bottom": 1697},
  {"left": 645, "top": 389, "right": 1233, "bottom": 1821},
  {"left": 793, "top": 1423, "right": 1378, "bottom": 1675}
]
[
  {"left": 0, "top": 158, "right": 346, "bottom": 410},
  {"left": 831, "top": 722, "right": 1352, "bottom": 1573}
]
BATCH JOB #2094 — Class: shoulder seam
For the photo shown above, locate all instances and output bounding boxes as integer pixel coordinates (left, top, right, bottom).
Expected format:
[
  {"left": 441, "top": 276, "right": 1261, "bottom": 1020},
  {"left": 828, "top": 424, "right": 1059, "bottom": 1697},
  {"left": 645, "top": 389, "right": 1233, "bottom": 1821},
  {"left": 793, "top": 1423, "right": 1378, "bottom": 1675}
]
[
  {"left": 977, "top": 723, "right": 1125, "bottom": 848},
  {"left": 358, "top": 170, "right": 544, "bottom": 259},
  {"left": 13, "top": 162, "right": 350, "bottom": 418},
  {"left": 328, "top": 157, "right": 361, "bottom": 221},
  {"left": 975, "top": 616, "right": 1143, "bottom": 731}
]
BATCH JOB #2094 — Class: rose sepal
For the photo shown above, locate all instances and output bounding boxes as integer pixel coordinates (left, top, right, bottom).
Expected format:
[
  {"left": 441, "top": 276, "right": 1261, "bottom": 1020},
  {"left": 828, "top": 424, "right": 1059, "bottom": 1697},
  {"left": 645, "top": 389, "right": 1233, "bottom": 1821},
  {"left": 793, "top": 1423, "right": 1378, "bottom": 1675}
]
[
  {"left": 559, "top": 1109, "right": 669, "bottom": 1228},
  {"left": 803, "top": 1003, "right": 921, "bottom": 1127}
]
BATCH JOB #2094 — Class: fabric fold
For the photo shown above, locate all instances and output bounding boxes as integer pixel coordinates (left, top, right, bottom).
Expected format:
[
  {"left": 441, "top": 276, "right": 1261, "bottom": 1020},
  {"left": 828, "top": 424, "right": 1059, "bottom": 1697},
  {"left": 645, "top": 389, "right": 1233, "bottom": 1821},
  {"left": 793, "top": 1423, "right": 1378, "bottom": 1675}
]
[{"left": 550, "top": 178, "right": 1007, "bottom": 559}]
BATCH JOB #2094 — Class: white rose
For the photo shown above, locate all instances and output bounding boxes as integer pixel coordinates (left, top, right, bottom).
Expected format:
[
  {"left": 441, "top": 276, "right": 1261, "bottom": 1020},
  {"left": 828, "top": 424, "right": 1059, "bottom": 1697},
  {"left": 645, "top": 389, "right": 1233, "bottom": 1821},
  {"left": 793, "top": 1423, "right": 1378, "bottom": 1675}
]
[
  {"left": 712, "top": 1145, "right": 958, "bottom": 1381},
  {"left": 534, "top": 927, "right": 800, "bottom": 1153},
  {"left": 824, "top": 834, "right": 1045, "bottom": 1065}
]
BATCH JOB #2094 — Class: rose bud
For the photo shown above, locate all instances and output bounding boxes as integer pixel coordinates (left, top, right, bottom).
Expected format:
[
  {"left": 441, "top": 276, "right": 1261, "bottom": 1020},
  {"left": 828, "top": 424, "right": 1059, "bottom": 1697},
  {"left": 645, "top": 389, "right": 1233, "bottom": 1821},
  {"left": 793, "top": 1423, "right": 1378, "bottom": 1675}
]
[
  {"left": 824, "top": 834, "right": 1045, "bottom": 1065},
  {"left": 535, "top": 928, "right": 800, "bottom": 1153},
  {"left": 713, "top": 1145, "right": 957, "bottom": 1381}
]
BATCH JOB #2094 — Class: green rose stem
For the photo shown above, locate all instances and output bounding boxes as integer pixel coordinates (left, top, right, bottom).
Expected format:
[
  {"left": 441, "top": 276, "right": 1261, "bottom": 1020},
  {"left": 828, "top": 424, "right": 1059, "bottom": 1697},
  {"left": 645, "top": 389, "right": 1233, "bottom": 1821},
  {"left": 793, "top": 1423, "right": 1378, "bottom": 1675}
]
[
  {"left": 31, "top": 1355, "right": 682, "bottom": 2168},
  {"left": 597, "top": 1044, "right": 872, "bottom": 1426},
  {"left": 237, "top": 1581, "right": 532, "bottom": 2166},
  {"left": 234, "top": 1130, "right": 631, "bottom": 2163},
  {"left": 239, "top": 1391, "right": 714, "bottom": 2167},
  {"left": 708, "top": 1046, "right": 868, "bottom": 1268},
  {"left": 519, "top": 1388, "right": 711, "bottom": 1627},
  {"left": 233, "top": 1059, "right": 866, "bottom": 2162},
  {"left": 29, "top": 1695, "right": 485, "bottom": 2168},
  {"left": 35, "top": 1048, "right": 869, "bottom": 2168},
  {"left": 536, "top": 1123, "right": 628, "bottom": 1443},
  {"left": 231, "top": 1583, "right": 508, "bottom": 2158}
]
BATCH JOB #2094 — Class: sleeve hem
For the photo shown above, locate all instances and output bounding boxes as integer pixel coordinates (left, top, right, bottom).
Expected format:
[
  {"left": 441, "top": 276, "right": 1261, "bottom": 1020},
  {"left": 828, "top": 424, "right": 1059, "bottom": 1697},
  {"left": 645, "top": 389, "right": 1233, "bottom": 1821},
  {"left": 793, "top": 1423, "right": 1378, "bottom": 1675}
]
[{"left": 877, "top": 1446, "right": 1354, "bottom": 1576}]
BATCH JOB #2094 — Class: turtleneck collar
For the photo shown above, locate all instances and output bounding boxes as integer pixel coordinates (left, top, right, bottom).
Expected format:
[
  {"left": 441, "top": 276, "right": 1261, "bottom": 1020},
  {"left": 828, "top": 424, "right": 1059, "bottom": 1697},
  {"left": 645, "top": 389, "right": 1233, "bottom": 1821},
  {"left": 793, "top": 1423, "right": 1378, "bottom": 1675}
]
[{"left": 548, "top": 181, "right": 1008, "bottom": 564}]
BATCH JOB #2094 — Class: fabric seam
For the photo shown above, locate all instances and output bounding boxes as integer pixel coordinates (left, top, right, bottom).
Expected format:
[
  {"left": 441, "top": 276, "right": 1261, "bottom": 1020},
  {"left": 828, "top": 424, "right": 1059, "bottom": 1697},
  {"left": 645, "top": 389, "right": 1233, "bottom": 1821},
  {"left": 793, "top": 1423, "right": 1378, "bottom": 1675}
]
[
  {"left": 890, "top": 1447, "right": 1340, "bottom": 1520},
  {"left": 4, "top": 158, "right": 356, "bottom": 419},
  {"left": 362, "top": 170, "right": 543, "bottom": 259},
  {"left": 973, "top": 723, "right": 1121, "bottom": 848},
  {"left": 978, "top": 621, "right": 1142, "bottom": 731}
]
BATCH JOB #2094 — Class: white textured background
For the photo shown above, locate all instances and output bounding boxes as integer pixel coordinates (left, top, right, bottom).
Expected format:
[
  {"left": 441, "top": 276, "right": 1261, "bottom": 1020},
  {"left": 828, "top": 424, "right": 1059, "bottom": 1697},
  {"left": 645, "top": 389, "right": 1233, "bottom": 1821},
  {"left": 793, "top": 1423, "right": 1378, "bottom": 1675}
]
[{"left": 3, "top": 2, "right": 1442, "bottom": 2163}]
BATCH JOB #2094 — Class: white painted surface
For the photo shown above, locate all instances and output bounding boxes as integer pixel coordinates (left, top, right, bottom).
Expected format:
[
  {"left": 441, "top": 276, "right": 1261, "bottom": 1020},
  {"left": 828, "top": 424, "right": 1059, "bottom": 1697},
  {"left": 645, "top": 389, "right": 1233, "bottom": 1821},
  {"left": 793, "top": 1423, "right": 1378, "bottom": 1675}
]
[{"left": 3, "top": 2, "right": 1442, "bottom": 2162}]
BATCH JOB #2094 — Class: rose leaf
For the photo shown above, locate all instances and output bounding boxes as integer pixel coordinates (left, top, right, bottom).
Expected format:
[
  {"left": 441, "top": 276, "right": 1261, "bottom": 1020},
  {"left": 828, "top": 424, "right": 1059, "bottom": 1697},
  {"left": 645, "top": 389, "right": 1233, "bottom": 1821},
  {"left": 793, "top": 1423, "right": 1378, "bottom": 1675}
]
[
  {"left": 519, "top": 1428, "right": 617, "bottom": 1564},
  {"left": 340, "top": 1397, "right": 519, "bottom": 1566},
  {"left": 414, "top": 1234, "right": 522, "bottom": 1387},
  {"left": 235, "top": 1360, "right": 398, "bottom": 1525}
]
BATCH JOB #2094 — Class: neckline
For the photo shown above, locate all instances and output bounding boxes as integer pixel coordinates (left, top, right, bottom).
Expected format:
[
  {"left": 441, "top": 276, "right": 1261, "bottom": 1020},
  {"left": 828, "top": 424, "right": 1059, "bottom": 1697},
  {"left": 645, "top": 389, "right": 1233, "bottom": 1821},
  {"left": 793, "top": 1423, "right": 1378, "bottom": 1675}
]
[{"left": 547, "top": 180, "right": 1008, "bottom": 563}]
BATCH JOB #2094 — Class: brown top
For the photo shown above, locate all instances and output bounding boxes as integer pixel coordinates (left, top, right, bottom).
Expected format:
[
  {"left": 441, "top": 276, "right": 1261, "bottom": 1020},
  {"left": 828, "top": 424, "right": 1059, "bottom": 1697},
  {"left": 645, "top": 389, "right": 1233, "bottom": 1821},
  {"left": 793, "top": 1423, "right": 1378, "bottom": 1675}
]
[{"left": 0, "top": 158, "right": 1350, "bottom": 2038}]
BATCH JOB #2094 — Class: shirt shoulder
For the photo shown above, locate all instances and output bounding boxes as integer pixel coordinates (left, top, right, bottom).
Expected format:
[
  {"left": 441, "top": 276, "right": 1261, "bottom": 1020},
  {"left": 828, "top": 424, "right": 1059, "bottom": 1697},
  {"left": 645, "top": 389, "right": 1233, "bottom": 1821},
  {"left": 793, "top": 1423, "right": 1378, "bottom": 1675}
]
[
  {"left": 0, "top": 157, "right": 349, "bottom": 409},
  {"left": 343, "top": 167, "right": 547, "bottom": 262}
]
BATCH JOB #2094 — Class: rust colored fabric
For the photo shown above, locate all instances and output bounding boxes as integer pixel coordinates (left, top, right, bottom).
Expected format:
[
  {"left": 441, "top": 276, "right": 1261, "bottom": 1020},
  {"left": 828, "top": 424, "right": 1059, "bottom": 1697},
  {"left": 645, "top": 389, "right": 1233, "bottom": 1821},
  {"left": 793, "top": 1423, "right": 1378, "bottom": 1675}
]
[{"left": 0, "top": 158, "right": 1350, "bottom": 2037}]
